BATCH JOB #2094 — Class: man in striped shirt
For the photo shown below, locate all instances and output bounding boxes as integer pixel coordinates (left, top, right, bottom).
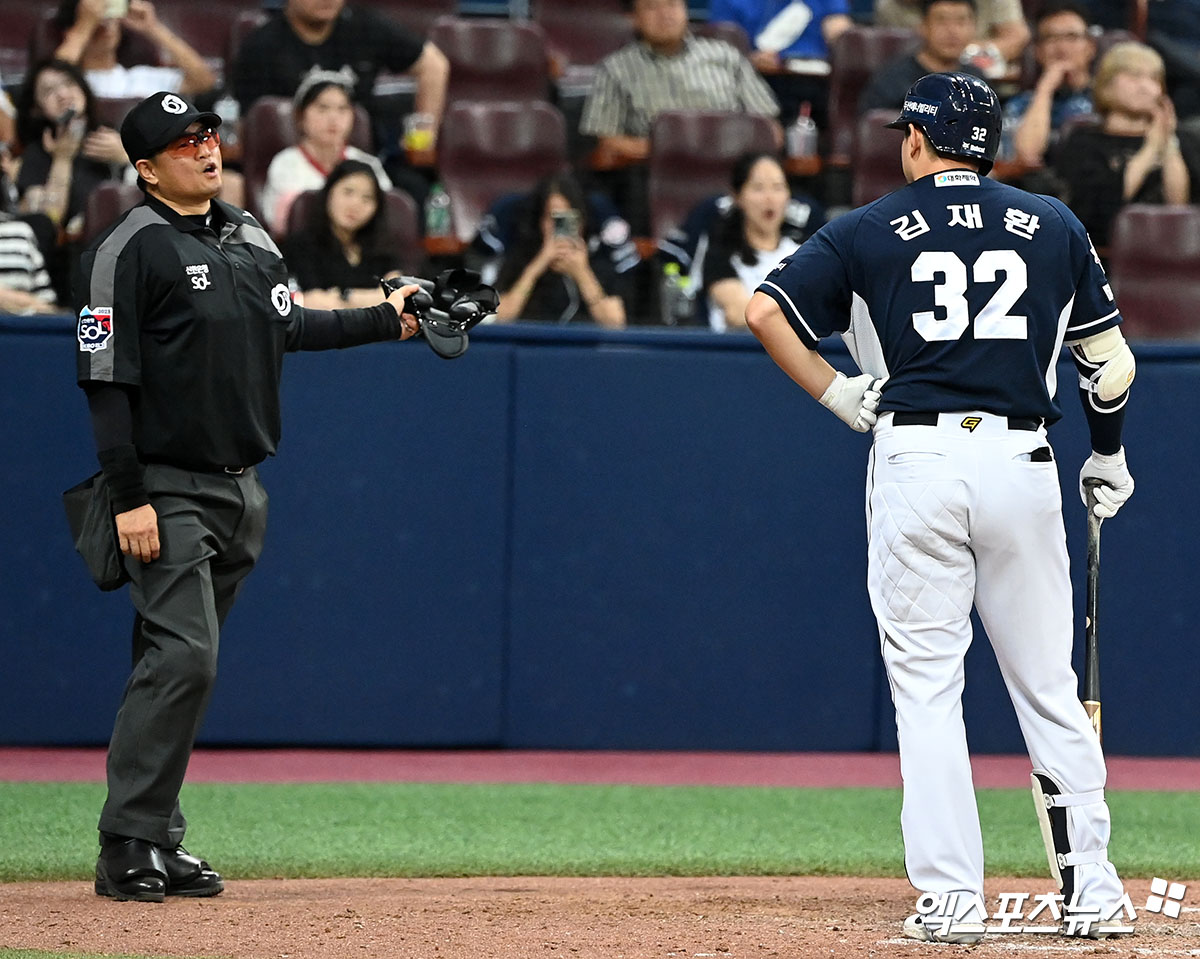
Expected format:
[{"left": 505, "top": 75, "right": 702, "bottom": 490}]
[
  {"left": 580, "top": 0, "right": 782, "bottom": 232},
  {"left": 582, "top": 0, "right": 782, "bottom": 165},
  {"left": 0, "top": 214, "right": 57, "bottom": 315}
]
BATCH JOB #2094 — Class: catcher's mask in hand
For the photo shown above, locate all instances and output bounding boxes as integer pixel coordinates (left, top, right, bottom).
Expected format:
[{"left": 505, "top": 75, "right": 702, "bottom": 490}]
[{"left": 381, "top": 270, "right": 498, "bottom": 359}]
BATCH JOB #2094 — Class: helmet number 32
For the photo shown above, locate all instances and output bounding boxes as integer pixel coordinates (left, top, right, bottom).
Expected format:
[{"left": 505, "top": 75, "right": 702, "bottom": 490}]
[{"left": 910, "top": 249, "right": 1028, "bottom": 341}]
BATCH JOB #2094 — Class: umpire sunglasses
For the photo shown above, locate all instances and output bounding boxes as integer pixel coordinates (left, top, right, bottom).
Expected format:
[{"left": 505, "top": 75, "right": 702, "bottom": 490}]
[{"left": 161, "top": 127, "right": 221, "bottom": 159}]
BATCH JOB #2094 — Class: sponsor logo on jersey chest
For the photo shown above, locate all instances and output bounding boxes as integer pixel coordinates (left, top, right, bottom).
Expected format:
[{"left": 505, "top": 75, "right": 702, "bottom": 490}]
[{"left": 185, "top": 263, "right": 211, "bottom": 290}]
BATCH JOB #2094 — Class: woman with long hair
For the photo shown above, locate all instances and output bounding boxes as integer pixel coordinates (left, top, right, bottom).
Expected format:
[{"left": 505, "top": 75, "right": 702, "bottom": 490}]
[
  {"left": 260, "top": 71, "right": 391, "bottom": 236},
  {"left": 701, "top": 151, "right": 800, "bottom": 332},
  {"left": 494, "top": 173, "right": 626, "bottom": 327},
  {"left": 280, "top": 158, "right": 405, "bottom": 309},
  {"left": 14, "top": 58, "right": 125, "bottom": 236},
  {"left": 1054, "top": 41, "right": 1192, "bottom": 248}
]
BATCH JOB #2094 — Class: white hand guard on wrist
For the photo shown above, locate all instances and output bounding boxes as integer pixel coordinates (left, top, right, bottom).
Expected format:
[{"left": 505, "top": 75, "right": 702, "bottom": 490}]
[
  {"left": 1079, "top": 448, "right": 1134, "bottom": 519},
  {"left": 819, "top": 372, "right": 886, "bottom": 432}
]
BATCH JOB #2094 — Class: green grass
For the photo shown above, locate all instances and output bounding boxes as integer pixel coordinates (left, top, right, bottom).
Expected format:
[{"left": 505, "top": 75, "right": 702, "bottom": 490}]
[{"left": 1, "top": 782, "right": 1197, "bottom": 883}]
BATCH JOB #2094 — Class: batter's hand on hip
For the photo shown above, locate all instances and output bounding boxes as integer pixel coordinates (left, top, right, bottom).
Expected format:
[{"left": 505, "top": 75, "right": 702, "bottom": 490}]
[
  {"left": 384, "top": 282, "right": 423, "bottom": 340},
  {"left": 1079, "top": 448, "right": 1134, "bottom": 519},
  {"left": 819, "top": 373, "right": 887, "bottom": 432},
  {"left": 115, "top": 504, "right": 160, "bottom": 562}
]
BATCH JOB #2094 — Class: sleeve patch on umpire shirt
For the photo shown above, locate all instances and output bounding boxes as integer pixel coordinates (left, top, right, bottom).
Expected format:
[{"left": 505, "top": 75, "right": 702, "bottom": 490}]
[
  {"left": 270, "top": 283, "right": 292, "bottom": 316},
  {"left": 77, "top": 306, "right": 113, "bottom": 353}
]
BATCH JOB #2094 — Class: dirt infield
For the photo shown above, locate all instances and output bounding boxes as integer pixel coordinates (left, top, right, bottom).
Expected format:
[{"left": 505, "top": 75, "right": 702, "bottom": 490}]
[
  {"left": 1, "top": 876, "right": 1197, "bottom": 959},
  {"left": 4, "top": 752, "right": 1198, "bottom": 957}
]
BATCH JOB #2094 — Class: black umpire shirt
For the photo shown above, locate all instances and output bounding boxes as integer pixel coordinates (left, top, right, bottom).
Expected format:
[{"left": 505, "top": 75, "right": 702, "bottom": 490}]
[{"left": 75, "top": 194, "right": 401, "bottom": 473}]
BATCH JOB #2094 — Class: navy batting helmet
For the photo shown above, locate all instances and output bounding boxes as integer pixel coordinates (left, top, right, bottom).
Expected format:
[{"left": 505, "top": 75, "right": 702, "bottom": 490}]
[{"left": 885, "top": 72, "right": 1002, "bottom": 174}]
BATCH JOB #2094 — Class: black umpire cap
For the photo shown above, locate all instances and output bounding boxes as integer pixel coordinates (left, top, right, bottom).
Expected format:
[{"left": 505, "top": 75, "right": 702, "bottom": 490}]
[{"left": 120, "top": 91, "right": 221, "bottom": 162}]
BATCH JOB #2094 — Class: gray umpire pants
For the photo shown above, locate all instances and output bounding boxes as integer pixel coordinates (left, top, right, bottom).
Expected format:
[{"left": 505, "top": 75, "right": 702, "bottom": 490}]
[{"left": 98, "top": 463, "right": 268, "bottom": 847}]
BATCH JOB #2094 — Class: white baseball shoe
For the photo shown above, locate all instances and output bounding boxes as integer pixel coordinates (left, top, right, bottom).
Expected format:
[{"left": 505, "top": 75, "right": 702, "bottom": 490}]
[
  {"left": 1061, "top": 918, "right": 1132, "bottom": 939},
  {"left": 903, "top": 914, "right": 986, "bottom": 944}
]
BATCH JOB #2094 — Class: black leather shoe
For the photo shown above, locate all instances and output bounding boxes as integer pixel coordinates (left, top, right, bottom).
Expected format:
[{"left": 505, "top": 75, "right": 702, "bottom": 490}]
[
  {"left": 94, "top": 837, "right": 167, "bottom": 902},
  {"left": 158, "top": 844, "right": 224, "bottom": 897}
]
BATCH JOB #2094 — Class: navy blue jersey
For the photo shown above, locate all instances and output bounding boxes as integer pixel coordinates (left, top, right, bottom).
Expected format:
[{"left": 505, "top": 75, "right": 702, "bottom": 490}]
[{"left": 757, "top": 170, "right": 1121, "bottom": 422}]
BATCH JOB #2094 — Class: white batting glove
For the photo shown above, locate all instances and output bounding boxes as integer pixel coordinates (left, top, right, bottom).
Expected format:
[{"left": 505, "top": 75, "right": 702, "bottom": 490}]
[
  {"left": 1079, "top": 448, "right": 1134, "bottom": 519},
  {"left": 819, "top": 372, "right": 886, "bottom": 432}
]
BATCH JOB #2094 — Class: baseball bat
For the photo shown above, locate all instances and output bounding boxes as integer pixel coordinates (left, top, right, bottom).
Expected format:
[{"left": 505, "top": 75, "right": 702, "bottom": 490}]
[{"left": 1082, "top": 478, "right": 1105, "bottom": 743}]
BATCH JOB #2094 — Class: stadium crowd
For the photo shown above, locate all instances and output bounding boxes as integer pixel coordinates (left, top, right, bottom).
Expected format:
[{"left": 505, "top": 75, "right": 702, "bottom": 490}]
[{"left": 0, "top": 0, "right": 1197, "bottom": 331}]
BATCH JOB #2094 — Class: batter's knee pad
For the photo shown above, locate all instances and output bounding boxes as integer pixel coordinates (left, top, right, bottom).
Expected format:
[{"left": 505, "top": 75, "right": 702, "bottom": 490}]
[{"left": 1031, "top": 770, "right": 1109, "bottom": 905}]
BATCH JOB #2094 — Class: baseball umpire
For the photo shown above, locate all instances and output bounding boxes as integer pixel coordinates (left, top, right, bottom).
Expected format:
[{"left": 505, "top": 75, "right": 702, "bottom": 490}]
[
  {"left": 745, "top": 73, "right": 1136, "bottom": 942},
  {"left": 75, "top": 91, "right": 424, "bottom": 902}
]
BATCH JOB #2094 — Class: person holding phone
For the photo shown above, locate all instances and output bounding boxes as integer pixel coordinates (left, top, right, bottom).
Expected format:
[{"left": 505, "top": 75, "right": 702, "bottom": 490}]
[
  {"left": 493, "top": 173, "right": 627, "bottom": 327},
  {"left": 14, "top": 60, "right": 126, "bottom": 230},
  {"left": 13, "top": 59, "right": 127, "bottom": 301},
  {"left": 53, "top": 0, "right": 217, "bottom": 100}
]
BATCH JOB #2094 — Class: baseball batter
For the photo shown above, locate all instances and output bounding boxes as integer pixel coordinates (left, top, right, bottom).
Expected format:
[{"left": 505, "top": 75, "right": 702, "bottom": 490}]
[{"left": 745, "top": 73, "right": 1135, "bottom": 942}]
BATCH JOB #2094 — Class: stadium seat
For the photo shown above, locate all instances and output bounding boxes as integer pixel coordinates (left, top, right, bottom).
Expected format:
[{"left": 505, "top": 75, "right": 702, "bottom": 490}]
[
  {"left": 1107, "top": 205, "right": 1200, "bottom": 340},
  {"left": 283, "top": 188, "right": 425, "bottom": 276},
  {"left": 647, "top": 110, "right": 778, "bottom": 243},
  {"left": 239, "top": 96, "right": 373, "bottom": 224},
  {"left": 227, "top": 8, "right": 269, "bottom": 73},
  {"left": 436, "top": 100, "right": 569, "bottom": 244},
  {"left": 826, "top": 26, "right": 915, "bottom": 166},
  {"left": 0, "top": 0, "right": 45, "bottom": 83},
  {"left": 693, "top": 20, "right": 752, "bottom": 55},
  {"left": 82, "top": 181, "right": 143, "bottom": 249},
  {"left": 427, "top": 17, "right": 552, "bottom": 103},
  {"left": 94, "top": 96, "right": 143, "bottom": 130},
  {"left": 355, "top": 0, "right": 458, "bottom": 38},
  {"left": 532, "top": 0, "right": 633, "bottom": 76},
  {"left": 155, "top": 0, "right": 253, "bottom": 84},
  {"left": 851, "top": 109, "right": 907, "bottom": 206}
]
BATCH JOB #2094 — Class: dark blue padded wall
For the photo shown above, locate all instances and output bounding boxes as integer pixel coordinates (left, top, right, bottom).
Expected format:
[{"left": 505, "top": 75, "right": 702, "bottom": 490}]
[
  {"left": 503, "top": 343, "right": 881, "bottom": 749},
  {"left": 0, "top": 329, "right": 134, "bottom": 743},
  {"left": 198, "top": 342, "right": 513, "bottom": 745},
  {"left": 1, "top": 320, "right": 1196, "bottom": 755}
]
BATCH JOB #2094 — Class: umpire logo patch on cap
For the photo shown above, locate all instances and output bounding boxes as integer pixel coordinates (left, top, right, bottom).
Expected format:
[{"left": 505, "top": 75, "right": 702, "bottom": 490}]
[
  {"left": 77, "top": 306, "right": 113, "bottom": 353},
  {"left": 160, "top": 94, "right": 187, "bottom": 114}
]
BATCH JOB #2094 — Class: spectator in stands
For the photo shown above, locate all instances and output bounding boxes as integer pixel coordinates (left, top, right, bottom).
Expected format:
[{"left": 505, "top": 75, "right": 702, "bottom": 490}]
[
  {"left": 1055, "top": 42, "right": 1193, "bottom": 249},
  {"left": 260, "top": 71, "right": 391, "bottom": 236},
  {"left": 858, "top": 0, "right": 986, "bottom": 115},
  {"left": 470, "top": 187, "right": 640, "bottom": 293},
  {"left": 873, "top": 0, "right": 1029, "bottom": 69},
  {"left": 581, "top": 0, "right": 782, "bottom": 166},
  {"left": 492, "top": 173, "right": 629, "bottom": 328},
  {"left": 0, "top": 82, "right": 15, "bottom": 148},
  {"left": 698, "top": 152, "right": 805, "bottom": 332},
  {"left": 581, "top": 0, "right": 781, "bottom": 232},
  {"left": 14, "top": 60, "right": 125, "bottom": 299},
  {"left": 53, "top": 0, "right": 216, "bottom": 100},
  {"left": 708, "top": 0, "right": 853, "bottom": 127},
  {"left": 1145, "top": 0, "right": 1200, "bottom": 119},
  {"left": 1002, "top": 0, "right": 1096, "bottom": 166},
  {"left": 231, "top": 0, "right": 449, "bottom": 199},
  {"left": 658, "top": 174, "right": 822, "bottom": 326},
  {"left": 0, "top": 213, "right": 58, "bottom": 315},
  {"left": 280, "top": 158, "right": 403, "bottom": 309}
]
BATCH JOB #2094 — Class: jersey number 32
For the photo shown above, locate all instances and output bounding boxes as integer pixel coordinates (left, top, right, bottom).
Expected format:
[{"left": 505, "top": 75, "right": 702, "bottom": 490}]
[{"left": 910, "top": 249, "right": 1027, "bottom": 341}]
